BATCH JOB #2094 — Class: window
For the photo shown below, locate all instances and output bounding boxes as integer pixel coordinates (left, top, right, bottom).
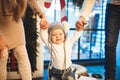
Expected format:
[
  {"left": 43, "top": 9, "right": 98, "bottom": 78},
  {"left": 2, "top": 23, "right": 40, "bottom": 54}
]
[{"left": 44, "top": 0, "right": 107, "bottom": 62}]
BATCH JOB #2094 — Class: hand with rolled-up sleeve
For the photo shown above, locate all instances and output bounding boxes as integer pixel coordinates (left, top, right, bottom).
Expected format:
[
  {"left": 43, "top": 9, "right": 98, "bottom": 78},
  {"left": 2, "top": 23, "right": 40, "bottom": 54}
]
[{"left": 75, "top": 0, "right": 95, "bottom": 30}]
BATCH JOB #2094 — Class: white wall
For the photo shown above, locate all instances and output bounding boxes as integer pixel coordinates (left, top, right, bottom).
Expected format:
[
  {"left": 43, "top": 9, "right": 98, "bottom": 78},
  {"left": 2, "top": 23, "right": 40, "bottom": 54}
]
[{"left": 117, "top": 33, "right": 120, "bottom": 67}]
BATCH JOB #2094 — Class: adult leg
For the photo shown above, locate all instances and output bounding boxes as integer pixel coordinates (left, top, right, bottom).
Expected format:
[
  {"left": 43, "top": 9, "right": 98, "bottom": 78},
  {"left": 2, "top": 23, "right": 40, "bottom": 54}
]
[
  {"left": 14, "top": 45, "right": 32, "bottom": 80},
  {"left": 105, "top": 4, "right": 120, "bottom": 79},
  {"left": 0, "top": 48, "right": 8, "bottom": 80}
]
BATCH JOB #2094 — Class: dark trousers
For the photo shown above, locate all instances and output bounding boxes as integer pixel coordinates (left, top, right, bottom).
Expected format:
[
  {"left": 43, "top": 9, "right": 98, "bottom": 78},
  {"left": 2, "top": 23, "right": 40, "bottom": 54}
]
[
  {"left": 48, "top": 67, "right": 75, "bottom": 80},
  {"left": 105, "top": 3, "right": 120, "bottom": 79}
]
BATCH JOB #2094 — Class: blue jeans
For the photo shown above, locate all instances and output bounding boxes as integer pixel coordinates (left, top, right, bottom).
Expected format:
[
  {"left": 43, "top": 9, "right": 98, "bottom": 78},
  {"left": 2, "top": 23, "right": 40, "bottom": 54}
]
[
  {"left": 48, "top": 67, "right": 75, "bottom": 80},
  {"left": 105, "top": 3, "right": 120, "bottom": 79}
]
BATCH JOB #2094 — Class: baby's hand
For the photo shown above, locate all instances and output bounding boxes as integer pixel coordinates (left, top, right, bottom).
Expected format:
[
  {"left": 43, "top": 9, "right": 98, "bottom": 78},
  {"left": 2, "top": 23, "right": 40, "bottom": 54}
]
[
  {"left": 76, "top": 25, "right": 85, "bottom": 31},
  {"left": 40, "top": 19, "right": 50, "bottom": 30},
  {"left": 75, "top": 16, "right": 87, "bottom": 31}
]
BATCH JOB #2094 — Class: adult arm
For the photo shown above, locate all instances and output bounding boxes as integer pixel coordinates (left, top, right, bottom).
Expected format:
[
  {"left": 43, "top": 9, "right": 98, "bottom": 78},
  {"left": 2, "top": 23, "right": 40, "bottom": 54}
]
[
  {"left": 75, "top": 0, "right": 95, "bottom": 30},
  {"left": 27, "top": 0, "right": 45, "bottom": 18},
  {"left": 81, "top": 0, "right": 96, "bottom": 19}
]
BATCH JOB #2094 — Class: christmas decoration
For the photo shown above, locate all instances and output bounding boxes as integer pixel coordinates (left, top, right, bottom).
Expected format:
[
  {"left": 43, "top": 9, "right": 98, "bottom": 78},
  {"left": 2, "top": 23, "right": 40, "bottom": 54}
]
[
  {"left": 23, "top": 5, "right": 38, "bottom": 72},
  {"left": 44, "top": 0, "right": 52, "bottom": 8}
]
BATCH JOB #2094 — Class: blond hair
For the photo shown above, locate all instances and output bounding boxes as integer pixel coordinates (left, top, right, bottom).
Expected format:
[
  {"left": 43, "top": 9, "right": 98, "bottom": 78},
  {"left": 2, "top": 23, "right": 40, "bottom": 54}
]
[{"left": 0, "top": 0, "right": 27, "bottom": 22}]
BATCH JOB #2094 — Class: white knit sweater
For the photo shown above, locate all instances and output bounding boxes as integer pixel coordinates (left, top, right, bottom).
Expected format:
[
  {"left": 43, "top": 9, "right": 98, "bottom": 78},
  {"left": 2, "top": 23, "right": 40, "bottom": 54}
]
[{"left": 40, "top": 29, "right": 82, "bottom": 69}]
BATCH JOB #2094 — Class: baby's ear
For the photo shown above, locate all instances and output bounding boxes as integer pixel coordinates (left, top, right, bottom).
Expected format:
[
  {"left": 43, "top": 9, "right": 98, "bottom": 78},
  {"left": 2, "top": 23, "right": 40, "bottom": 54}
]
[{"left": 62, "top": 21, "right": 70, "bottom": 33}]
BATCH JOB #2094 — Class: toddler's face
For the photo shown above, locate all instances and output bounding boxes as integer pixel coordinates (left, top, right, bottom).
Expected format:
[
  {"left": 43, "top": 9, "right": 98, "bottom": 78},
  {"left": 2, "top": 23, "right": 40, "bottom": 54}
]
[{"left": 51, "top": 29, "right": 65, "bottom": 44}]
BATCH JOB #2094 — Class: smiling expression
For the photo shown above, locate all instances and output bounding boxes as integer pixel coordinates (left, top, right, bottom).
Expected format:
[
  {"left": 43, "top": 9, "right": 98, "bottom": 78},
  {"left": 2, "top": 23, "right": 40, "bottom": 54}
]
[{"left": 51, "top": 29, "right": 65, "bottom": 44}]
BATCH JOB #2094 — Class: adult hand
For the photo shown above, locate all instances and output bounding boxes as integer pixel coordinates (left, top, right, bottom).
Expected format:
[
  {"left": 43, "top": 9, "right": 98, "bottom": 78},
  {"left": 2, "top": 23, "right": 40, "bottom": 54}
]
[
  {"left": 39, "top": 12, "right": 46, "bottom": 19},
  {"left": 40, "top": 19, "right": 50, "bottom": 30},
  {"left": 0, "top": 35, "right": 8, "bottom": 59},
  {"left": 75, "top": 16, "right": 87, "bottom": 31}
]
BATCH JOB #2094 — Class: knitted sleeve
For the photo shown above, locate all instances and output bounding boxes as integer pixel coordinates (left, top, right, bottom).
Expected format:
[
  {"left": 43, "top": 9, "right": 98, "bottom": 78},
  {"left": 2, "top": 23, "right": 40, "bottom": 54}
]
[{"left": 27, "top": 0, "right": 44, "bottom": 18}]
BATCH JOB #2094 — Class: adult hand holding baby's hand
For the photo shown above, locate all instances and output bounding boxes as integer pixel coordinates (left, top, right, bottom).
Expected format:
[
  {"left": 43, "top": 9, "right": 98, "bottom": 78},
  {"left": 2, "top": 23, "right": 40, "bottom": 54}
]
[
  {"left": 40, "top": 19, "right": 50, "bottom": 30},
  {"left": 75, "top": 16, "right": 87, "bottom": 31}
]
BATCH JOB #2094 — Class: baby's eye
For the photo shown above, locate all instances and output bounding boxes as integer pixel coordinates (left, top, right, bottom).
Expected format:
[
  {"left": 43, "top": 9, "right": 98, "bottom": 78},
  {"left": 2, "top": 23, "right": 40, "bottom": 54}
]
[
  {"left": 59, "top": 34, "right": 62, "bottom": 35},
  {"left": 59, "top": 33, "right": 63, "bottom": 35},
  {"left": 52, "top": 34, "right": 56, "bottom": 36}
]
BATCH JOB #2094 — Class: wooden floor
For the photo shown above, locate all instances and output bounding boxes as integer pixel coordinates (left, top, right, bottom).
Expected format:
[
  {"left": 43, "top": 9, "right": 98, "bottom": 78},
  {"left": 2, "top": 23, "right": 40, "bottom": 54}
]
[{"left": 43, "top": 65, "right": 120, "bottom": 80}]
